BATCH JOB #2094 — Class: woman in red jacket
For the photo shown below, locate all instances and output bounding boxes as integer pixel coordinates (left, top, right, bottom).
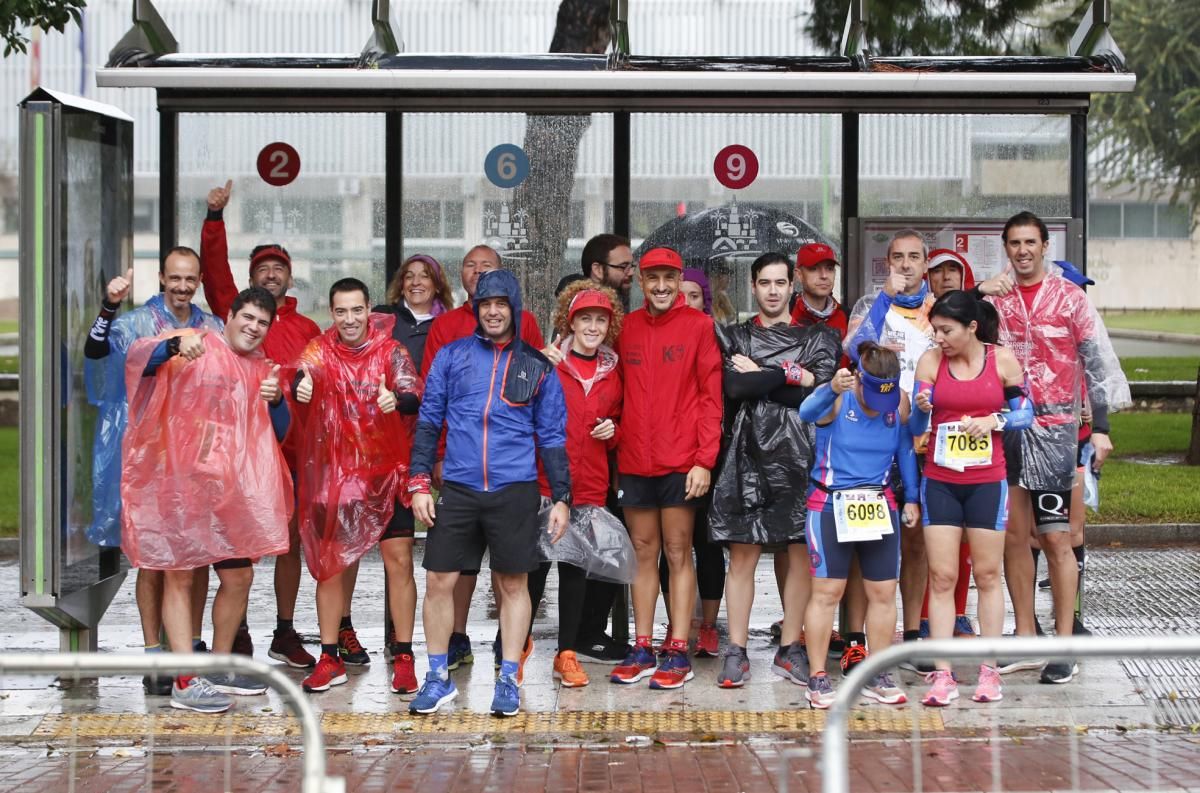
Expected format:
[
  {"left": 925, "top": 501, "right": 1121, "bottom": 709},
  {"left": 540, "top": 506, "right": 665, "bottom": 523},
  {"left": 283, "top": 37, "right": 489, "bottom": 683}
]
[{"left": 531, "top": 281, "right": 626, "bottom": 687}]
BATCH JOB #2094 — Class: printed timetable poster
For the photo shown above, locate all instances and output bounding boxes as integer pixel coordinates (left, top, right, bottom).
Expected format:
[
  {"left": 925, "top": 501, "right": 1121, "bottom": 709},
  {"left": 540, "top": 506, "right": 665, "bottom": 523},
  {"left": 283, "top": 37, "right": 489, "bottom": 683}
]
[{"left": 858, "top": 218, "right": 1070, "bottom": 296}]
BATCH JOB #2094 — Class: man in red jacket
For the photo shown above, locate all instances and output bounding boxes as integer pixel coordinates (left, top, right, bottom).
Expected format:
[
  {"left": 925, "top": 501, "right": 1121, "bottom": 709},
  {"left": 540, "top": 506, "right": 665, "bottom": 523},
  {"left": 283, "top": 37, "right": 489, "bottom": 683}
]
[
  {"left": 420, "top": 244, "right": 545, "bottom": 671},
  {"left": 609, "top": 246, "right": 723, "bottom": 690},
  {"left": 201, "top": 180, "right": 321, "bottom": 669},
  {"left": 790, "top": 242, "right": 848, "bottom": 338}
]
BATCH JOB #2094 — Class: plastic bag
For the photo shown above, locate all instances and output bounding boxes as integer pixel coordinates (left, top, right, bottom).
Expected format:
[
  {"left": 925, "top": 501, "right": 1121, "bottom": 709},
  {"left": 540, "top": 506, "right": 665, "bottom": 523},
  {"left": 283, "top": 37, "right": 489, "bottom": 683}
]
[
  {"left": 537, "top": 503, "right": 636, "bottom": 584},
  {"left": 119, "top": 329, "right": 291, "bottom": 569},
  {"left": 84, "top": 295, "right": 223, "bottom": 547},
  {"left": 1079, "top": 441, "right": 1100, "bottom": 511},
  {"left": 295, "top": 314, "right": 422, "bottom": 581}
]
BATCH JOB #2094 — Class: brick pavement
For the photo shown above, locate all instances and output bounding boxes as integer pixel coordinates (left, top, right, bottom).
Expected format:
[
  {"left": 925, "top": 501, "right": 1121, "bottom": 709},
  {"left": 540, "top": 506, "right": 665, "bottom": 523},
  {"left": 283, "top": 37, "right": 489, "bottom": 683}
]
[{"left": 0, "top": 733, "right": 1197, "bottom": 792}]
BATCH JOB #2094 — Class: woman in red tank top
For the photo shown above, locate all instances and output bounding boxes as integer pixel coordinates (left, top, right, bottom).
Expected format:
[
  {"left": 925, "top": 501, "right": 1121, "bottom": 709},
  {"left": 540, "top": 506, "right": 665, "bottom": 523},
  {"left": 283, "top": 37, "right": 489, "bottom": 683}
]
[{"left": 911, "top": 292, "right": 1030, "bottom": 707}]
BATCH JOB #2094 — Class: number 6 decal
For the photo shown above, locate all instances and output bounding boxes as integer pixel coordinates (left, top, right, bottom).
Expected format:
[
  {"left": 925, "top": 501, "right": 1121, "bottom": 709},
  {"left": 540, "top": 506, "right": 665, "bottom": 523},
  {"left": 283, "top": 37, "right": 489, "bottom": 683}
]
[
  {"left": 484, "top": 144, "right": 530, "bottom": 189},
  {"left": 714, "top": 144, "right": 759, "bottom": 190},
  {"left": 257, "top": 142, "right": 301, "bottom": 187}
]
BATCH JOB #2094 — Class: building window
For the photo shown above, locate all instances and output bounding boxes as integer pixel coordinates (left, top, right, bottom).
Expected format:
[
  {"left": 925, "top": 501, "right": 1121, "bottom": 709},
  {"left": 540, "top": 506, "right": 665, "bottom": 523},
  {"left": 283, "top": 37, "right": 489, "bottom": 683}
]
[
  {"left": 133, "top": 199, "right": 156, "bottom": 233},
  {"left": 1090, "top": 202, "right": 1192, "bottom": 239}
]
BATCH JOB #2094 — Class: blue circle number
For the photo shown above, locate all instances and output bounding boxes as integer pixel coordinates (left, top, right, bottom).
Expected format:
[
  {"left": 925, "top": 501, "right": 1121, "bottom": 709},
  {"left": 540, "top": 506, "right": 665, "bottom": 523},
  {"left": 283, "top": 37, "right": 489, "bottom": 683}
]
[{"left": 484, "top": 144, "right": 530, "bottom": 189}]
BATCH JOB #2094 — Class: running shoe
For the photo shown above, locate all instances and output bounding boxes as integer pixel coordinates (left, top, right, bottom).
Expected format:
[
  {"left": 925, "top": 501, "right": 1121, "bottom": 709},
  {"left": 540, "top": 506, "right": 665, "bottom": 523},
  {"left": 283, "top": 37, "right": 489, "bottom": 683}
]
[
  {"left": 806, "top": 672, "right": 836, "bottom": 709},
  {"left": 1072, "top": 616, "right": 1092, "bottom": 636},
  {"left": 1038, "top": 576, "right": 1051, "bottom": 589},
  {"left": 193, "top": 639, "right": 209, "bottom": 653},
  {"left": 269, "top": 627, "right": 316, "bottom": 669},
  {"left": 828, "top": 630, "right": 845, "bottom": 658},
  {"left": 649, "top": 649, "right": 694, "bottom": 690},
  {"left": 143, "top": 673, "right": 172, "bottom": 697},
  {"left": 409, "top": 672, "right": 458, "bottom": 714},
  {"left": 391, "top": 653, "right": 419, "bottom": 697},
  {"left": 917, "top": 619, "right": 930, "bottom": 640},
  {"left": 996, "top": 656, "right": 1044, "bottom": 674},
  {"left": 573, "top": 635, "right": 629, "bottom": 664},
  {"left": 863, "top": 672, "right": 907, "bottom": 705},
  {"left": 302, "top": 653, "right": 348, "bottom": 693},
  {"left": 553, "top": 650, "right": 589, "bottom": 688},
  {"left": 171, "top": 677, "right": 233, "bottom": 713},
  {"left": 1039, "top": 660, "right": 1079, "bottom": 684},
  {"left": 716, "top": 645, "right": 750, "bottom": 688},
  {"left": 953, "top": 616, "right": 976, "bottom": 637},
  {"left": 232, "top": 624, "right": 254, "bottom": 657},
  {"left": 695, "top": 623, "right": 719, "bottom": 658},
  {"left": 769, "top": 620, "right": 783, "bottom": 643},
  {"left": 610, "top": 645, "right": 657, "bottom": 684},
  {"left": 772, "top": 643, "right": 810, "bottom": 686},
  {"left": 447, "top": 633, "right": 474, "bottom": 671},
  {"left": 337, "top": 627, "right": 370, "bottom": 666},
  {"left": 840, "top": 641, "right": 868, "bottom": 676},
  {"left": 491, "top": 674, "right": 520, "bottom": 717},
  {"left": 972, "top": 664, "right": 1003, "bottom": 702},
  {"left": 207, "top": 672, "right": 267, "bottom": 696},
  {"left": 921, "top": 669, "right": 959, "bottom": 707}
]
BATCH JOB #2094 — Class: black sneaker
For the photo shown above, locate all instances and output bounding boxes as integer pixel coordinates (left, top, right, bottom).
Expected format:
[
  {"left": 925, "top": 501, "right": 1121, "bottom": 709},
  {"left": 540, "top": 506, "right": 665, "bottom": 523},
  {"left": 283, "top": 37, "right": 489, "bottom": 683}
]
[
  {"left": 1038, "top": 576, "right": 1051, "bottom": 589},
  {"left": 232, "top": 624, "right": 254, "bottom": 657},
  {"left": 1072, "top": 616, "right": 1092, "bottom": 636},
  {"left": 143, "top": 673, "right": 172, "bottom": 696},
  {"left": 1039, "top": 660, "right": 1079, "bottom": 684},
  {"left": 573, "top": 635, "right": 630, "bottom": 664}
]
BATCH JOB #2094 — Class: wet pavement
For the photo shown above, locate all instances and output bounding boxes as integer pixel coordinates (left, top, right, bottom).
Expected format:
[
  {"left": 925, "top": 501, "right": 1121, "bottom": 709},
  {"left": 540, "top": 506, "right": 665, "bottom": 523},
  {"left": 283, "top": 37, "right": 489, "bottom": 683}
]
[{"left": 1, "top": 545, "right": 1199, "bottom": 791}]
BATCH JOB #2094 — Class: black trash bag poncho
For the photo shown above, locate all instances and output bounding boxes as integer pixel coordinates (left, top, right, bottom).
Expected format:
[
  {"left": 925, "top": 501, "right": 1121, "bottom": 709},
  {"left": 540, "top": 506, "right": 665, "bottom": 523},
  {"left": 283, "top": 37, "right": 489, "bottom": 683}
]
[{"left": 709, "top": 320, "right": 841, "bottom": 545}]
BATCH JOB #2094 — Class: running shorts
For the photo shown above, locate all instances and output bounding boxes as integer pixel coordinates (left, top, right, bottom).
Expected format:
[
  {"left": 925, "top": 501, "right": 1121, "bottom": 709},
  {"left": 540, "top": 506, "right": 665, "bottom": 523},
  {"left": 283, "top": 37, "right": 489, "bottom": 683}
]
[
  {"left": 805, "top": 505, "right": 901, "bottom": 582},
  {"left": 920, "top": 478, "right": 1009, "bottom": 531},
  {"left": 1029, "top": 489, "right": 1072, "bottom": 535},
  {"left": 380, "top": 501, "right": 415, "bottom": 541},
  {"left": 423, "top": 480, "right": 541, "bottom": 575},
  {"left": 617, "top": 472, "right": 692, "bottom": 509}
]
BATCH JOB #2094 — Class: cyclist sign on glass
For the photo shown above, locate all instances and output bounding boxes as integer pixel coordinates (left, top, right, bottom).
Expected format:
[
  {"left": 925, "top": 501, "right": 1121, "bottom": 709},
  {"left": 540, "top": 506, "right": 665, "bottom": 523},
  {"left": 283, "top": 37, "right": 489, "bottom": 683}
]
[
  {"left": 484, "top": 144, "right": 530, "bottom": 189},
  {"left": 257, "top": 142, "right": 301, "bottom": 187},
  {"left": 713, "top": 144, "right": 759, "bottom": 190}
]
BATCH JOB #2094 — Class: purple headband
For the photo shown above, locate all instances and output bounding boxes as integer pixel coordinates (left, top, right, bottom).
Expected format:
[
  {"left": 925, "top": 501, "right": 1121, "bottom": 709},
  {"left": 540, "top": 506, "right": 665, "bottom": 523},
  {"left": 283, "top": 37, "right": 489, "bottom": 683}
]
[
  {"left": 403, "top": 254, "right": 448, "bottom": 316},
  {"left": 681, "top": 267, "right": 713, "bottom": 316}
]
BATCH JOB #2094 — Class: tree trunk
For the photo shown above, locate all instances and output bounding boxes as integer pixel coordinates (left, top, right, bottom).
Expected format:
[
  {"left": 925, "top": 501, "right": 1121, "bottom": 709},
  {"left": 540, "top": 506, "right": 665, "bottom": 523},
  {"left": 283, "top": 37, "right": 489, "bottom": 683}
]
[
  {"left": 509, "top": 0, "right": 611, "bottom": 327},
  {"left": 1186, "top": 364, "right": 1200, "bottom": 465}
]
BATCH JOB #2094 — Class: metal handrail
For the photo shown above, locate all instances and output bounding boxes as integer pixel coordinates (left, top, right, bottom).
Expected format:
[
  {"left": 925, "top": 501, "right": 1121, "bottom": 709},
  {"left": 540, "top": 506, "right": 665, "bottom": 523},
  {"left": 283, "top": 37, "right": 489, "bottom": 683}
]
[
  {"left": 0, "top": 652, "right": 344, "bottom": 793},
  {"left": 822, "top": 635, "right": 1200, "bottom": 793}
]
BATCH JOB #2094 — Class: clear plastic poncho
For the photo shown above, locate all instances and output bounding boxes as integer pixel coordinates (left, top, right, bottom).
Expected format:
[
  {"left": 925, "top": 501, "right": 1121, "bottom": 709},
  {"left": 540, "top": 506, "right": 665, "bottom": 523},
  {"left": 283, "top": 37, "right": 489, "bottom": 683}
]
[
  {"left": 119, "top": 329, "right": 291, "bottom": 570},
  {"left": 84, "top": 295, "right": 223, "bottom": 547},
  {"left": 295, "top": 314, "right": 421, "bottom": 581},
  {"left": 537, "top": 504, "right": 637, "bottom": 584},
  {"left": 989, "top": 274, "right": 1131, "bottom": 491}
]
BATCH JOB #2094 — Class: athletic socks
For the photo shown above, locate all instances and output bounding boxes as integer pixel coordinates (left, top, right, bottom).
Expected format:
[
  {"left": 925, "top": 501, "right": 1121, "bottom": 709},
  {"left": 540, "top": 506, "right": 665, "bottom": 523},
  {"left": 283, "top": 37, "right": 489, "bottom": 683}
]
[
  {"left": 635, "top": 635, "right": 652, "bottom": 649},
  {"left": 667, "top": 638, "right": 687, "bottom": 653},
  {"left": 847, "top": 632, "right": 866, "bottom": 647},
  {"left": 320, "top": 642, "right": 338, "bottom": 659},
  {"left": 276, "top": 617, "right": 294, "bottom": 633},
  {"left": 144, "top": 644, "right": 162, "bottom": 653},
  {"left": 339, "top": 616, "right": 354, "bottom": 631},
  {"left": 430, "top": 653, "right": 449, "bottom": 680},
  {"left": 390, "top": 641, "right": 413, "bottom": 657},
  {"left": 902, "top": 629, "right": 920, "bottom": 642}
]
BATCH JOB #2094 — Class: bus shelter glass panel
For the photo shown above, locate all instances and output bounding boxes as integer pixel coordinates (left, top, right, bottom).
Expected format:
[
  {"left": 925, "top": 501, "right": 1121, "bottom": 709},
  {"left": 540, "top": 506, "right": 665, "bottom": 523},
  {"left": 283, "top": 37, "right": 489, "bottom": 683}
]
[
  {"left": 401, "top": 113, "right": 612, "bottom": 325},
  {"left": 630, "top": 113, "right": 842, "bottom": 321},
  {"left": 176, "top": 113, "right": 386, "bottom": 325},
  {"left": 859, "top": 114, "right": 1071, "bottom": 219}
]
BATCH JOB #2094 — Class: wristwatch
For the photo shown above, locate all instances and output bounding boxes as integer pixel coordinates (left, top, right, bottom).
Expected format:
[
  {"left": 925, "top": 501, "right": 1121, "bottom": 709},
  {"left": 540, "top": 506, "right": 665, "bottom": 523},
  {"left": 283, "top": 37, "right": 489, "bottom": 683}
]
[{"left": 992, "top": 412, "right": 1008, "bottom": 431}]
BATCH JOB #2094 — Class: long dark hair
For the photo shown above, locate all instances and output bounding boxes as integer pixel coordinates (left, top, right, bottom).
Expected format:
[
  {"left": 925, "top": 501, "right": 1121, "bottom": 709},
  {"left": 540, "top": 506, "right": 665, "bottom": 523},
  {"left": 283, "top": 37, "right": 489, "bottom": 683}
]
[{"left": 929, "top": 290, "right": 999, "bottom": 343}]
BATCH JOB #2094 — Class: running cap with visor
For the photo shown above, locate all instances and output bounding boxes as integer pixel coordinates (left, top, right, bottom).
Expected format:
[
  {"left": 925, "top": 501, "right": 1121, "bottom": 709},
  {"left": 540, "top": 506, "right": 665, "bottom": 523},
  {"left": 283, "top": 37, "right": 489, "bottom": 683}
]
[
  {"left": 927, "top": 248, "right": 968, "bottom": 272},
  {"left": 797, "top": 242, "right": 839, "bottom": 269},
  {"left": 639, "top": 247, "right": 684, "bottom": 272},
  {"left": 249, "top": 244, "right": 292, "bottom": 276},
  {"left": 567, "top": 289, "right": 615, "bottom": 325},
  {"left": 859, "top": 369, "right": 902, "bottom": 414},
  {"left": 1054, "top": 259, "right": 1095, "bottom": 287}
]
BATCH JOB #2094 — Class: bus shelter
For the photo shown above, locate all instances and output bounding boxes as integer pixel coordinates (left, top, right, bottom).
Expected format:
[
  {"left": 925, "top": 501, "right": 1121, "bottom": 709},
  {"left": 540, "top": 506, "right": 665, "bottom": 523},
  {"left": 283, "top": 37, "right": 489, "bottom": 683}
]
[{"left": 20, "top": 0, "right": 1134, "bottom": 646}]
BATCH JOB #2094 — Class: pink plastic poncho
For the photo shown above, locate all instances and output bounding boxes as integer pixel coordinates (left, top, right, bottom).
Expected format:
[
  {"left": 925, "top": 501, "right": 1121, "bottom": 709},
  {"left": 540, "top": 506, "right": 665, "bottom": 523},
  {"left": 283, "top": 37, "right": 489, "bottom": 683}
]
[
  {"left": 295, "top": 314, "right": 422, "bottom": 581},
  {"left": 120, "top": 329, "right": 292, "bottom": 570}
]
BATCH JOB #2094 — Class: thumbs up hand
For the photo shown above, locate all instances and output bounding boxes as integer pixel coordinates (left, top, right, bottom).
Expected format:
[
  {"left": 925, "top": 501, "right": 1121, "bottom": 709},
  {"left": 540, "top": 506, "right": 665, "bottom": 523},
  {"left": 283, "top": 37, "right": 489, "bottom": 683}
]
[
  {"left": 178, "top": 331, "right": 207, "bottom": 361},
  {"left": 106, "top": 268, "right": 135, "bottom": 305},
  {"left": 296, "top": 363, "right": 314, "bottom": 404},
  {"left": 207, "top": 179, "right": 233, "bottom": 212},
  {"left": 260, "top": 364, "right": 282, "bottom": 404},
  {"left": 376, "top": 372, "right": 397, "bottom": 414}
]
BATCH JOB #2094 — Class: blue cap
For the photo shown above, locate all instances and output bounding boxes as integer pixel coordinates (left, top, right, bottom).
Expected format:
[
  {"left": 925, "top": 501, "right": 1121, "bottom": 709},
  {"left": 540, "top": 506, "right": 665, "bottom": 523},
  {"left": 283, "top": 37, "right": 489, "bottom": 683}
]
[
  {"left": 859, "top": 369, "right": 902, "bottom": 414},
  {"left": 1054, "top": 260, "right": 1095, "bottom": 287}
]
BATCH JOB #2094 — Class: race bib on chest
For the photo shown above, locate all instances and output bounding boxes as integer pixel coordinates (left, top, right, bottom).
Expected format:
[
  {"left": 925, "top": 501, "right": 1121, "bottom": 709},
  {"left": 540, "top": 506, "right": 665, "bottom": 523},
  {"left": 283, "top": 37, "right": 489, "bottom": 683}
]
[
  {"left": 832, "top": 489, "right": 893, "bottom": 543},
  {"left": 934, "top": 421, "right": 992, "bottom": 470}
]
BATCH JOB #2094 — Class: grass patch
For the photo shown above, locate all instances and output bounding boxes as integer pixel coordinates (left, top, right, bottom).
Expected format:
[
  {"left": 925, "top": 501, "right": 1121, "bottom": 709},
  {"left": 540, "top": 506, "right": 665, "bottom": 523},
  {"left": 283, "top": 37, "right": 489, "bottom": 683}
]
[
  {"left": 0, "top": 320, "right": 16, "bottom": 335},
  {"left": 1108, "top": 413, "right": 1192, "bottom": 457},
  {"left": 0, "top": 356, "right": 17, "bottom": 374},
  {"left": 1092, "top": 412, "right": 1200, "bottom": 524},
  {"left": 1103, "top": 310, "right": 1200, "bottom": 336},
  {"left": 0, "top": 427, "right": 16, "bottom": 536},
  {"left": 1120, "top": 356, "right": 1200, "bottom": 382}
]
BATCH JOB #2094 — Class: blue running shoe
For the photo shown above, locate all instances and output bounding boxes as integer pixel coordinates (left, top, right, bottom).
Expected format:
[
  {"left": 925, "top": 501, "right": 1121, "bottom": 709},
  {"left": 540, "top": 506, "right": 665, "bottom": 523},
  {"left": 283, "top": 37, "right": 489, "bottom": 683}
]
[
  {"left": 447, "top": 633, "right": 474, "bottom": 671},
  {"left": 649, "top": 649, "right": 694, "bottom": 690},
  {"left": 917, "top": 619, "right": 930, "bottom": 640},
  {"left": 610, "top": 644, "right": 657, "bottom": 684},
  {"left": 491, "top": 674, "right": 520, "bottom": 717},
  {"left": 953, "top": 615, "right": 976, "bottom": 637},
  {"left": 409, "top": 672, "right": 458, "bottom": 714}
]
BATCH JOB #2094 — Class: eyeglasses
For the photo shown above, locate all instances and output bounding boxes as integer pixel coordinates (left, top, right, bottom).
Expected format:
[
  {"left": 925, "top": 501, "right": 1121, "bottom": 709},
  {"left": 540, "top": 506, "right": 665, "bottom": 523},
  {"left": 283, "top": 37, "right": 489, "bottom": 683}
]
[{"left": 604, "top": 261, "right": 635, "bottom": 274}]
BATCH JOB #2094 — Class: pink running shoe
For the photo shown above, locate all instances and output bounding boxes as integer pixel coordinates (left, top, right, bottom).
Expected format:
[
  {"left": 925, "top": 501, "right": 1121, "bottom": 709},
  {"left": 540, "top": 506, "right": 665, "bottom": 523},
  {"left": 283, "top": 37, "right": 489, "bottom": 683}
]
[
  {"left": 972, "top": 664, "right": 1003, "bottom": 702},
  {"left": 921, "top": 669, "right": 959, "bottom": 707}
]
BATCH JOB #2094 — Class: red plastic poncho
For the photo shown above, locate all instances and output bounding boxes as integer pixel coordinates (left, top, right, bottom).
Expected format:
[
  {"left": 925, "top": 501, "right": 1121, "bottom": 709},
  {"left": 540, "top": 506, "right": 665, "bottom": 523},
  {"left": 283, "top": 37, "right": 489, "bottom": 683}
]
[
  {"left": 120, "top": 329, "right": 293, "bottom": 571},
  {"left": 295, "top": 314, "right": 422, "bottom": 581}
]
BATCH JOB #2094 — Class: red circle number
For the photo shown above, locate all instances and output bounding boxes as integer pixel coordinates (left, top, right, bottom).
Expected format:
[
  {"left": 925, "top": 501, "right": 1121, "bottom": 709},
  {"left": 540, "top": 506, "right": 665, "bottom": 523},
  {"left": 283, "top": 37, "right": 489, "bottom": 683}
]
[
  {"left": 713, "top": 145, "right": 759, "bottom": 190},
  {"left": 257, "top": 142, "right": 301, "bottom": 187}
]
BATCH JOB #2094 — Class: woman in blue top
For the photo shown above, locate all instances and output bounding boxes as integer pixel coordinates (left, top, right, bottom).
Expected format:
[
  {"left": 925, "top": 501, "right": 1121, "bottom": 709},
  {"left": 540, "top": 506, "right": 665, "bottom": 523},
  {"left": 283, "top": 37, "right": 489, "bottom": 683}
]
[{"left": 799, "top": 342, "right": 921, "bottom": 709}]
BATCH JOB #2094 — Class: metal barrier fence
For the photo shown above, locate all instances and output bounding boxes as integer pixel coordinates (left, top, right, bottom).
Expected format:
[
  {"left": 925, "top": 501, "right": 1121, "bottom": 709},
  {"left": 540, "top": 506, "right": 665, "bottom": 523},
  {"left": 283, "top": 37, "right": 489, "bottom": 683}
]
[
  {"left": 0, "top": 652, "right": 345, "bottom": 793},
  {"left": 821, "top": 635, "right": 1200, "bottom": 793}
]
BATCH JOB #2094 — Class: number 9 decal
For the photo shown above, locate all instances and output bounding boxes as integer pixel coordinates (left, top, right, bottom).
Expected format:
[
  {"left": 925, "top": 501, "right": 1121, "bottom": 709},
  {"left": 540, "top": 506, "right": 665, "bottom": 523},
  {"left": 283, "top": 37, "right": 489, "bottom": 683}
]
[
  {"left": 484, "top": 144, "right": 530, "bottom": 189},
  {"left": 714, "top": 145, "right": 759, "bottom": 190}
]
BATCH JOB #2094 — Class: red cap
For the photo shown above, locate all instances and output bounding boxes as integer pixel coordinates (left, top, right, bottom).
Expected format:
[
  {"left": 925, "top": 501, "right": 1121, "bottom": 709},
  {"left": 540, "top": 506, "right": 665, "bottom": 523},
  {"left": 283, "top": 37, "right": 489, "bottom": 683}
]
[
  {"left": 567, "top": 289, "right": 615, "bottom": 325},
  {"left": 249, "top": 245, "right": 292, "bottom": 276},
  {"left": 797, "top": 242, "right": 839, "bottom": 269},
  {"left": 639, "top": 247, "right": 684, "bottom": 272}
]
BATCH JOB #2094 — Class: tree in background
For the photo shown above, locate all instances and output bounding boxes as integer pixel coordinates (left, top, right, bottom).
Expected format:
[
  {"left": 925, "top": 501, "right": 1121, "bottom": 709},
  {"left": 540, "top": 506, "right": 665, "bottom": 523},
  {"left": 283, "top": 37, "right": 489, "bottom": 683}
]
[
  {"left": 2, "top": 0, "right": 85, "bottom": 56},
  {"left": 805, "top": 0, "right": 1085, "bottom": 56}
]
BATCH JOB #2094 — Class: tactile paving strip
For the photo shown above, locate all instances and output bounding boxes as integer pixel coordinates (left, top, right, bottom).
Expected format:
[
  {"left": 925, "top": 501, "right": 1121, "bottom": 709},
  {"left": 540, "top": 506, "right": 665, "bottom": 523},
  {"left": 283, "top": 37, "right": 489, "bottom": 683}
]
[
  {"left": 31, "top": 709, "right": 943, "bottom": 739},
  {"left": 1086, "top": 548, "right": 1200, "bottom": 727}
]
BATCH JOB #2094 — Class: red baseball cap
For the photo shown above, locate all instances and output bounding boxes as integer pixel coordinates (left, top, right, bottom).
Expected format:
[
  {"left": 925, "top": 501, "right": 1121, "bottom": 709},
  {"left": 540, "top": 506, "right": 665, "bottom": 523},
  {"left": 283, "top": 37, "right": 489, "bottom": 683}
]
[
  {"left": 249, "top": 244, "right": 292, "bottom": 276},
  {"left": 797, "top": 242, "right": 839, "bottom": 269},
  {"left": 567, "top": 289, "right": 615, "bottom": 325},
  {"left": 639, "top": 247, "right": 684, "bottom": 272}
]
